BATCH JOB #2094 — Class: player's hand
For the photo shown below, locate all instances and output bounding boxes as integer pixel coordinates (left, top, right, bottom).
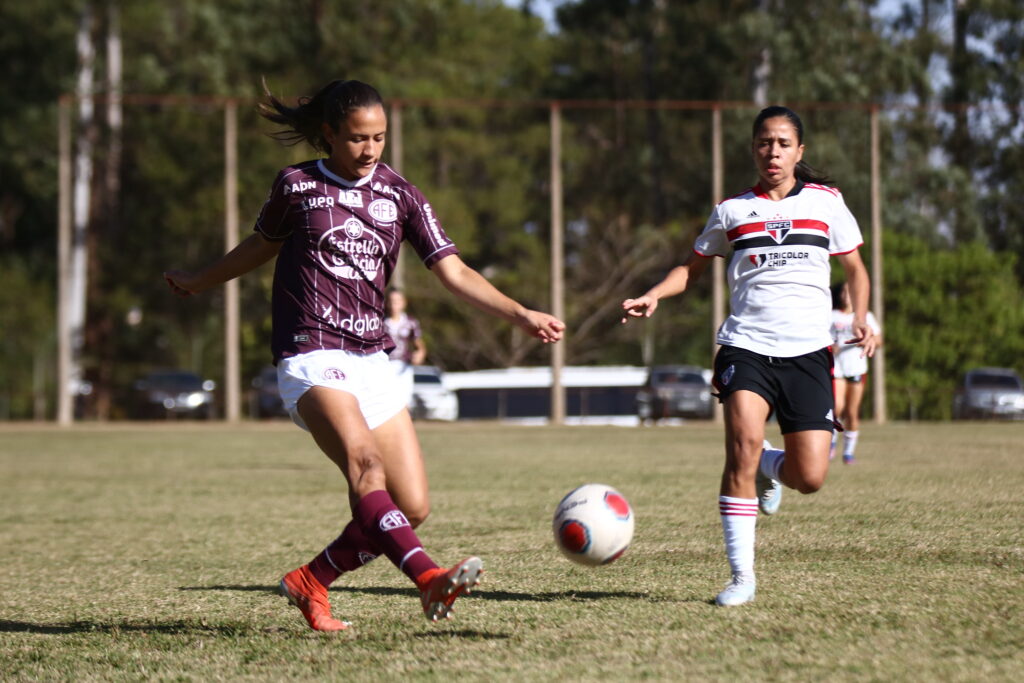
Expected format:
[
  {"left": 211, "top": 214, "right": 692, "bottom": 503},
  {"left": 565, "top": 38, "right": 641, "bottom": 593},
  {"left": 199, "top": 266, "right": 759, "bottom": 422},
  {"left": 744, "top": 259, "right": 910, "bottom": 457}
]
[
  {"left": 844, "top": 320, "right": 878, "bottom": 358},
  {"left": 519, "top": 310, "right": 565, "bottom": 343},
  {"left": 163, "top": 270, "right": 202, "bottom": 297},
  {"left": 620, "top": 295, "right": 658, "bottom": 324}
]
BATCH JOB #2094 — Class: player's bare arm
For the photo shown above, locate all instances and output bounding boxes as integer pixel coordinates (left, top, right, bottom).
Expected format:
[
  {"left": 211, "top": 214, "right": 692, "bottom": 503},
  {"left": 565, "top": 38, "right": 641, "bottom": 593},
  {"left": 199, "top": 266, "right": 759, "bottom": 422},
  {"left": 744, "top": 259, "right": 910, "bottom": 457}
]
[
  {"left": 430, "top": 254, "right": 565, "bottom": 343},
  {"left": 164, "top": 233, "right": 282, "bottom": 296},
  {"left": 835, "top": 250, "right": 877, "bottom": 357},
  {"left": 621, "top": 252, "right": 711, "bottom": 323}
]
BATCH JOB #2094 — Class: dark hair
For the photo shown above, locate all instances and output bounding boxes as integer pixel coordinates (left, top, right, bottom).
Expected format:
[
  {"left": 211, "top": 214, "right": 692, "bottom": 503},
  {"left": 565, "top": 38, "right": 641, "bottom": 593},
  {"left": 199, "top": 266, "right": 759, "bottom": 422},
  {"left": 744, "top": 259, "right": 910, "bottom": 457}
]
[
  {"left": 830, "top": 282, "right": 846, "bottom": 310},
  {"left": 752, "top": 106, "right": 834, "bottom": 186},
  {"left": 259, "top": 79, "right": 384, "bottom": 155}
]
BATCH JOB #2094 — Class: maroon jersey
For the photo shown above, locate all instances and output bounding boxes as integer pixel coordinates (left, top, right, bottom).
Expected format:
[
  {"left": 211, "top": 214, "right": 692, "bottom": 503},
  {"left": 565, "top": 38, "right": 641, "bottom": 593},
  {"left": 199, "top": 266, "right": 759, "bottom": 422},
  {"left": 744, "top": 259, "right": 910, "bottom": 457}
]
[
  {"left": 254, "top": 161, "right": 459, "bottom": 362},
  {"left": 384, "top": 313, "right": 422, "bottom": 363}
]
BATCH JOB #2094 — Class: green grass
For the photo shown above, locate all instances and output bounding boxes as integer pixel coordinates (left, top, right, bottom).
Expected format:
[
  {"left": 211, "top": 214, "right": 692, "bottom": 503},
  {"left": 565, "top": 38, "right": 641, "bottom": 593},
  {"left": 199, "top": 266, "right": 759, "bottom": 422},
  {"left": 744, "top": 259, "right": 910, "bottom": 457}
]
[{"left": 1, "top": 420, "right": 1022, "bottom": 681}]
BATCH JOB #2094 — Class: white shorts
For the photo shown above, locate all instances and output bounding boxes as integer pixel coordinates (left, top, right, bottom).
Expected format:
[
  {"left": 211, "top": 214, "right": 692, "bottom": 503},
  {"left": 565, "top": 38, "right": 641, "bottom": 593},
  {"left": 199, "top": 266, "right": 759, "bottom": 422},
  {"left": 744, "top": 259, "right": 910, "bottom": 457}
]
[
  {"left": 834, "top": 346, "right": 869, "bottom": 380},
  {"left": 390, "top": 359, "right": 416, "bottom": 409},
  {"left": 277, "top": 349, "right": 407, "bottom": 431}
]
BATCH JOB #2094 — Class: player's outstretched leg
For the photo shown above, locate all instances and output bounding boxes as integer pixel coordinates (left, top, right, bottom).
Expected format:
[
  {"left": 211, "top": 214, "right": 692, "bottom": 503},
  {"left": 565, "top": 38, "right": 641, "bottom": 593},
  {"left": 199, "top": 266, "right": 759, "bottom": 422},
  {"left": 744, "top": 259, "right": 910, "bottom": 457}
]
[
  {"left": 279, "top": 565, "right": 351, "bottom": 632},
  {"left": 756, "top": 440, "right": 784, "bottom": 515},
  {"left": 354, "top": 490, "right": 483, "bottom": 622},
  {"left": 416, "top": 556, "right": 484, "bottom": 622}
]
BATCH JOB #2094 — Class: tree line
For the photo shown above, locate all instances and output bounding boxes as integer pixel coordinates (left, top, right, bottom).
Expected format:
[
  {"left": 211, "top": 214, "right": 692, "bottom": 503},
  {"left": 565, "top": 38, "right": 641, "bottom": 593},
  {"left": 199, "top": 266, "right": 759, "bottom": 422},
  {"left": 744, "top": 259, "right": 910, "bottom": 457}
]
[{"left": 1, "top": 0, "right": 1022, "bottom": 421}]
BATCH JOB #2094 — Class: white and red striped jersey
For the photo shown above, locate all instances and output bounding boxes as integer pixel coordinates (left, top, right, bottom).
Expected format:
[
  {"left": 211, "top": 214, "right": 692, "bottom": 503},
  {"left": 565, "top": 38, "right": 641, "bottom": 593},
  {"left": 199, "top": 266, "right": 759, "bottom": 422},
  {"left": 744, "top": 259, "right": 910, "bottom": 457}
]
[{"left": 694, "top": 181, "right": 863, "bottom": 357}]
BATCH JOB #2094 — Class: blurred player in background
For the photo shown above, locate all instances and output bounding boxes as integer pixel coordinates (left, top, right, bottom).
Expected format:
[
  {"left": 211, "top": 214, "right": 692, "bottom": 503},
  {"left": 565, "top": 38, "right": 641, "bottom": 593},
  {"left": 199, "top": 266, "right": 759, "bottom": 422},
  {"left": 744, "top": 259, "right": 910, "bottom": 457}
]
[
  {"left": 830, "top": 281, "right": 881, "bottom": 464},
  {"left": 621, "top": 106, "right": 877, "bottom": 607},
  {"left": 164, "top": 79, "right": 564, "bottom": 631},
  {"left": 385, "top": 289, "right": 427, "bottom": 409}
]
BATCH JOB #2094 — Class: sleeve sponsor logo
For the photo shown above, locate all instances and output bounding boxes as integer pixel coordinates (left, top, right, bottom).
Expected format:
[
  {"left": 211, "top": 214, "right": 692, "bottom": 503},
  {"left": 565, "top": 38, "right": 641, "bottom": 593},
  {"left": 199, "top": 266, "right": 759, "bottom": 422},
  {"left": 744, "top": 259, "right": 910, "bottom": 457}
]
[
  {"left": 422, "top": 203, "right": 449, "bottom": 245},
  {"left": 368, "top": 198, "right": 398, "bottom": 223}
]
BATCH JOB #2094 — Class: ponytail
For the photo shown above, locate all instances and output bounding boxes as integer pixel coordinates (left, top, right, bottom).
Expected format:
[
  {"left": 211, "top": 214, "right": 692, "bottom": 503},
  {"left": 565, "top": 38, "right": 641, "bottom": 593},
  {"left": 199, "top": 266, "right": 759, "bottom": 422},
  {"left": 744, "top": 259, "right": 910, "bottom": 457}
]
[
  {"left": 794, "top": 160, "right": 833, "bottom": 186},
  {"left": 753, "top": 105, "right": 834, "bottom": 186},
  {"left": 258, "top": 79, "right": 384, "bottom": 155}
]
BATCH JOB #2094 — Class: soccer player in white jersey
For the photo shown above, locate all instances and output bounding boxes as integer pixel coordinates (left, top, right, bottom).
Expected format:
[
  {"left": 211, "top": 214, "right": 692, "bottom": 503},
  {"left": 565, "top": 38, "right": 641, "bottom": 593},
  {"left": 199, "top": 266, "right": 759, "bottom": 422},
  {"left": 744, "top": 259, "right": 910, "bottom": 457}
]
[
  {"left": 621, "top": 106, "right": 878, "bottom": 607},
  {"left": 830, "top": 281, "right": 882, "bottom": 464},
  {"left": 164, "top": 79, "right": 564, "bottom": 631}
]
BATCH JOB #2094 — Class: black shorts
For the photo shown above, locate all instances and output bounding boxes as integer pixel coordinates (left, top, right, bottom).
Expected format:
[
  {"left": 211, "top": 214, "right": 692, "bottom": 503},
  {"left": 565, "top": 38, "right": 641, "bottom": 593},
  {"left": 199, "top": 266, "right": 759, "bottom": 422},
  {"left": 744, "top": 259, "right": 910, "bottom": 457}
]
[
  {"left": 712, "top": 345, "right": 836, "bottom": 434},
  {"left": 836, "top": 374, "right": 864, "bottom": 384}
]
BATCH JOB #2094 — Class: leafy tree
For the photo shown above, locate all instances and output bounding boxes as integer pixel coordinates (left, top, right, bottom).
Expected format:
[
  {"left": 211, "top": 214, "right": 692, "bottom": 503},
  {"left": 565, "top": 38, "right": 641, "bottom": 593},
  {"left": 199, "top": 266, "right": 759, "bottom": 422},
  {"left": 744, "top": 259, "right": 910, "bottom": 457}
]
[{"left": 882, "top": 230, "right": 1024, "bottom": 420}]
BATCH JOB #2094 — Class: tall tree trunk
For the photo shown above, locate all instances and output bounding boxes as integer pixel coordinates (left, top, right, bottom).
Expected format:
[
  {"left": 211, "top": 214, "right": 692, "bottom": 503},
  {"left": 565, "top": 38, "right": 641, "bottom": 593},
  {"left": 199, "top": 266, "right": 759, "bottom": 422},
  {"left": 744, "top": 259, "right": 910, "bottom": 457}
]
[
  {"left": 751, "top": 0, "right": 772, "bottom": 107},
  {"left": 948, "top": 0, "right": 975, "bottom": 243},
  {"left": 90, "top": 1, "right": 122, "bottom": 419},
  {"left": 71, "top": 2, "right": 96, "bottom": 417},
  {"left": 643, "top": 0, "right": 667, "bottom": 225}
]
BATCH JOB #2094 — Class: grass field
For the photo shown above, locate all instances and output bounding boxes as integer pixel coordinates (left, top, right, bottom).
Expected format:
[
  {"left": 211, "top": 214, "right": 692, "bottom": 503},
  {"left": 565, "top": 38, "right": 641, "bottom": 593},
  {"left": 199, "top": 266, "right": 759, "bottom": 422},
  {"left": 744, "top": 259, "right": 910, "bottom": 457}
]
[{"left": 1, "top": 420, "right": 1022, "bottom": 681}]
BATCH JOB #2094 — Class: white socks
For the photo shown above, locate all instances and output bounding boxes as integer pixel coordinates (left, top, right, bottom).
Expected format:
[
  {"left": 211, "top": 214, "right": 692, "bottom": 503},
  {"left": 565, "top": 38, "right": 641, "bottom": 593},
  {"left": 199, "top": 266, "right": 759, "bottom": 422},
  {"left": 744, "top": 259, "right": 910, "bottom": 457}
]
[
  {"left": 719, "top": 496, "right": 757, "bottom": 579},
  {"left": 843, "top": 430, "right": 860, "bottom": 457}
]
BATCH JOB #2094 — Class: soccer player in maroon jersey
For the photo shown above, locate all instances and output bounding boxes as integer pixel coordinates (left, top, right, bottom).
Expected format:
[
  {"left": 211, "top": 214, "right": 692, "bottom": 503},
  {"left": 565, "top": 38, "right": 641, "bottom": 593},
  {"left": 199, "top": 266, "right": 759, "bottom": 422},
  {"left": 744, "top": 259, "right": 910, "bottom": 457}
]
[
  {"left": 164, "top": 79, "right": 564, "bottom": 631},
  {"left": 621, "top": 106, "right": 878, "bottom": 607}
]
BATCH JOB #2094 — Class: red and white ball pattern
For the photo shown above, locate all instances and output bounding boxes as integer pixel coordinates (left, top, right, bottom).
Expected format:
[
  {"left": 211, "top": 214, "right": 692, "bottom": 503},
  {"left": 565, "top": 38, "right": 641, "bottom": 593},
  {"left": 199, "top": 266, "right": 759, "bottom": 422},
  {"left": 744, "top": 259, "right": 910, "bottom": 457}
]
[{"left": 552, "top": 484, "right": 634, "bottom": 566}]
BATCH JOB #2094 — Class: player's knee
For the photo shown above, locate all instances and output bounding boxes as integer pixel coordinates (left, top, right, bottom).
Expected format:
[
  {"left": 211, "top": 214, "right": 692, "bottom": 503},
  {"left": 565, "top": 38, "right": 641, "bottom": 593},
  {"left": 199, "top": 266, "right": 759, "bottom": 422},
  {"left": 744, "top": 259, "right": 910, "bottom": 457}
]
[
  {"left": 403, "top": 500, "right": 431, "bottom": 528},
  {"left": 349, "top": 448, "right": 386, "bottom": 490},
  {"left": 794, "top": 475, "right": 825, "bottom": 494}
]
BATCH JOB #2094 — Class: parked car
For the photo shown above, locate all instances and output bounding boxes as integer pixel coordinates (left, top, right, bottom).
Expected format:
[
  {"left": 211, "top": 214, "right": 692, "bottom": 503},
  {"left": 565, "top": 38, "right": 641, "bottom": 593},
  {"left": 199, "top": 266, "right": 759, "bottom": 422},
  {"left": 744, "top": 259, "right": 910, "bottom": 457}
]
[
  {"left": 250, "top": 365, "right": 288, "bottom": 418},
  {"left": 410, "top": 365, "right": 459, "bottom": 421},
  {"left": 952, "top": 367, "right": 1024, "bottom": 420},
  {"left": 130, "top": 370, "right": 216, "bottom": 419},
  {"left": 636, "top": 365, "right": 714, "bottom": 423}
]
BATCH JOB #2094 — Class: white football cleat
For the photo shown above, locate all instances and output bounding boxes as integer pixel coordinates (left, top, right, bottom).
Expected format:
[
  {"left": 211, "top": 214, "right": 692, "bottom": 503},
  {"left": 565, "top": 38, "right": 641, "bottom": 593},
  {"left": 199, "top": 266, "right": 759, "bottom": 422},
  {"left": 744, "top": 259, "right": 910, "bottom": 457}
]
[
  {"left": 715, "top": 573, "right": 756, "bottom": 607},
  {"left": 757, "top": 440, "right": 783, "bottom": 515}
]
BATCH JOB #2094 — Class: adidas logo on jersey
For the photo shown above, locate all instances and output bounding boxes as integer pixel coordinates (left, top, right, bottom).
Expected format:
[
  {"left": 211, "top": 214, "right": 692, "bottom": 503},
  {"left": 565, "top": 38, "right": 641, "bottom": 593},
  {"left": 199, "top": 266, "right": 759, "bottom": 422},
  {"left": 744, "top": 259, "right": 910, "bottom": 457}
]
[{"left": 747, "top": 210, "right": 760, "bottom": 218}]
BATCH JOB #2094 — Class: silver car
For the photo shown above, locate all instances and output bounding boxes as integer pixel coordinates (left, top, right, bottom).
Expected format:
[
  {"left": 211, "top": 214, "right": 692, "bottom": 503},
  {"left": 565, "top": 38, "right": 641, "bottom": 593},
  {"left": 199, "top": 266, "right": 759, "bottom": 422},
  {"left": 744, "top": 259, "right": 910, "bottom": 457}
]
[
  {"left": 952, "top": 367, "right": 1024, "bottom": 420},
  {"left": 636, "top": 365, "right": 714, "bottom": 423},
  {"left": 410, "top": 366, "right": 459, "bottom": 421}
]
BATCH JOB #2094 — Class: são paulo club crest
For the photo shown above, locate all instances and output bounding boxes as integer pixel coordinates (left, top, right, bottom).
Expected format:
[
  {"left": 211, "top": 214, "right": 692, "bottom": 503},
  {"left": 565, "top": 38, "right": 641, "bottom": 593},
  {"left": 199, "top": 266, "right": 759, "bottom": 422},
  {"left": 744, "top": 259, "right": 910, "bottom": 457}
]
[{"left": 765, "top": 220, "right": 792, "bottom": 243}]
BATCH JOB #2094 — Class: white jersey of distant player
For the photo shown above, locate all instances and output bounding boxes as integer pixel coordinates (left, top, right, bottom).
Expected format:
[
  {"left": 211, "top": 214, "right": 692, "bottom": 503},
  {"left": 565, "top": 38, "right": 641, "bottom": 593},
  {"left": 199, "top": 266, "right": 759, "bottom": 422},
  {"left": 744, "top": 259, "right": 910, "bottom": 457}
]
[
  {"left": 694, "top": 182, "right": 864, "bottom": 357},
  {"left": 831, "top": 310, "right": 880, "bottom": 378}
]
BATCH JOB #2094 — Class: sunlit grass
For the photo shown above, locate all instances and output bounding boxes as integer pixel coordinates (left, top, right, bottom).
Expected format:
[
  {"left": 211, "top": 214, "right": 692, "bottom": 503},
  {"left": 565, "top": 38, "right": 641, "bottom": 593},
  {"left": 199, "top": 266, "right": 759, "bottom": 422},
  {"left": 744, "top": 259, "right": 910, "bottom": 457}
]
[{"left": 1, "top": 420, "right": 1021, "bottom": 680}]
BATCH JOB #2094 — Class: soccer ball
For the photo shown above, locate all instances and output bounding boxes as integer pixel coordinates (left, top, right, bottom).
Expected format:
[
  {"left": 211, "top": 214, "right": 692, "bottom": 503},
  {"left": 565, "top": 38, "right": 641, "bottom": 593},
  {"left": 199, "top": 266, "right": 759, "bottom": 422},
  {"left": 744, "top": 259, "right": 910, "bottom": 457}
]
[{"left": 552, "top": 483, "right": 634, "bottom": 566}]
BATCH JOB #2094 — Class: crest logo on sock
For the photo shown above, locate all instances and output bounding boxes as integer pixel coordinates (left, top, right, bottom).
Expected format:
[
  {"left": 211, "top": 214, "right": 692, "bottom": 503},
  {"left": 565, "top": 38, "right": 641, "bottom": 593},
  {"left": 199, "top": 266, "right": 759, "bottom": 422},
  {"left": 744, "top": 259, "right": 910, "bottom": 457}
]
[
  {"left": 357, "top": 551, "right": 378, "bottom": 565},
  {"left": 379, "top": 510, "right": 410, "bottom": 531}
]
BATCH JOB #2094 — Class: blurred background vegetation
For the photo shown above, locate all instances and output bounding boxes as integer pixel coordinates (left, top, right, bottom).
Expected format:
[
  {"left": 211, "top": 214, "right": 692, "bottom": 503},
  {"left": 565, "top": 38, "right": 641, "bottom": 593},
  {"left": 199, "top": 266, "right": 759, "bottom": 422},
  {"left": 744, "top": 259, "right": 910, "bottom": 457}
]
[{"left": 2, "top": 0, "right": 1022, "bottom": 421}]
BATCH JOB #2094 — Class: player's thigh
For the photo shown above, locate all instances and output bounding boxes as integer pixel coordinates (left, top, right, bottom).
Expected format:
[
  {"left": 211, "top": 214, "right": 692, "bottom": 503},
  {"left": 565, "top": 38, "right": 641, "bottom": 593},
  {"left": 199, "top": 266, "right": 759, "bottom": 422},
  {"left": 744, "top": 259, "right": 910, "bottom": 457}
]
[
  {"left": 372, "top": 408, "right": 430, "bottom": 525},
  {"left": 721, "top": 390, "right": 772, "bottom": 497},
  {"left": 723, "top": 389, "right": 772, "bottom": 459},
  {"left": 297, "top": 386, "right": 379, "bottom": 481},
  {"left": 781, "top": 429, "right": 832, "bottom": 492}
]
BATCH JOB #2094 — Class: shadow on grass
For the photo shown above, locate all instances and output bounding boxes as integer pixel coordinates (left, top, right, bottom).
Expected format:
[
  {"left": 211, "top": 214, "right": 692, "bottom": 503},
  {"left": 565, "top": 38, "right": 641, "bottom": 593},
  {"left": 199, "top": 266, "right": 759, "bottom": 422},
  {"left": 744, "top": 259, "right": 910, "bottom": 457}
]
[
  {"left": 178, "top": 584, "right": 660, "bottom": 602},
  {"left": 0, "top": 619, "right": 268, "bottom": 636}
]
